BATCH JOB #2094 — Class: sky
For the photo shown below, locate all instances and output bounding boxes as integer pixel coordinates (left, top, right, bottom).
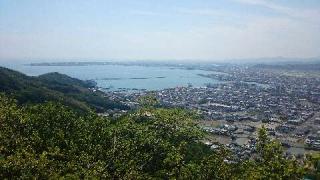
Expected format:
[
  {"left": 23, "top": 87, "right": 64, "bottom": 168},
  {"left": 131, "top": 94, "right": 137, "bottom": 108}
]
[{"left": 0, "top": 0, "right": 320, "bottom": 62}]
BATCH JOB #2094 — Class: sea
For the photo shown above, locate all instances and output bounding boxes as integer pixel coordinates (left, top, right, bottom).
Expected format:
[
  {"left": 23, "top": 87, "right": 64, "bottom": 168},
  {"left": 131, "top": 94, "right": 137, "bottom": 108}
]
[{"left": 2, "top": 62, "right": 221, "bottom": 91}]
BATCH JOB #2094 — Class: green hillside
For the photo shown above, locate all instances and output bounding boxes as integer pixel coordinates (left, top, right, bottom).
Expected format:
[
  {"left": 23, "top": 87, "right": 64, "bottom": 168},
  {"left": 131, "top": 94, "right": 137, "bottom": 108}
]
[
  {"left": 0, "top": 67, "right": 127, "bottom": 112},
  {"left": 0, "top": 94, "right": 316, "bottom": 179},
  {"left": 0, "top": 67, "right": 319, "bottom": 179}
]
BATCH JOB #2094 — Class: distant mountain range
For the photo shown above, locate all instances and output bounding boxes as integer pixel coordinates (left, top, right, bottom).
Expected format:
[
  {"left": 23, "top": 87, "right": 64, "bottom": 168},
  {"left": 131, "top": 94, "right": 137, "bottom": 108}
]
[
  {"left": 0, "top": 67, "right": 128, "bottom": 113},
  {"left": 26, "top": 57, "right": 320, "bottom": 66}
]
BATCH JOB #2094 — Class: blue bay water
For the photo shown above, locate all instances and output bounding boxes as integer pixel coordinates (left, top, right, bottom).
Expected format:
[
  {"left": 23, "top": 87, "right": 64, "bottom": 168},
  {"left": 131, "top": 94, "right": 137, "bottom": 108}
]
[{"left": 2, "top": 63, "right": 220, "bottom": 91}]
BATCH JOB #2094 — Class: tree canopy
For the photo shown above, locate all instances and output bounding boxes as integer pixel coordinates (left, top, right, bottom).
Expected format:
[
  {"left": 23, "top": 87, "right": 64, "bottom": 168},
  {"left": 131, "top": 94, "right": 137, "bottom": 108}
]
[
  {"left": 0, "top": 94, "right": 318, "bottom": 179},
  {"left": 0, "top": 67, "right": 128, "bottom": 113}
]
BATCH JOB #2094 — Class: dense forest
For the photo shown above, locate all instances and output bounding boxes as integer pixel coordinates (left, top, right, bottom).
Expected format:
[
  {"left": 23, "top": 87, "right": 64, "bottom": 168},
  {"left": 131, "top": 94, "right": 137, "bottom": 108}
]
[
  {"left": 0, "top": 67, "right": 319, "bottom": 179},
  {"left": 0, "top": 67, "right": 128, "bottom": 113},
  {"left": 0, "top": 93, "right": 319, "bottom": 179}
]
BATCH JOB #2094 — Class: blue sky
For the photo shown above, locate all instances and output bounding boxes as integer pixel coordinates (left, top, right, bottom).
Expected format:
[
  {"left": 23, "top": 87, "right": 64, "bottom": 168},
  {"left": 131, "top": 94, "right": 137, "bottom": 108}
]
[{"left": 0, "top": 0, "right": 320, "bottom": 61}]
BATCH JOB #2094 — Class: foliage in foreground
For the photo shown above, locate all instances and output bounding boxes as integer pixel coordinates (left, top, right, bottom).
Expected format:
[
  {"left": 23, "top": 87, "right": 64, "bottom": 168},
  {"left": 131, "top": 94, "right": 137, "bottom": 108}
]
[{"left": 0, "top": 94, "right": 316, "bottom": 179}]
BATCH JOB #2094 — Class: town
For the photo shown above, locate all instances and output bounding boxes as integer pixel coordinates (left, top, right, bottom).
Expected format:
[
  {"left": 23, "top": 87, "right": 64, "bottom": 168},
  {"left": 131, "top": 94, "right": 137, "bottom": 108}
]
[{"left": 101, "top": 63, "right": 320, "bottom": 159}]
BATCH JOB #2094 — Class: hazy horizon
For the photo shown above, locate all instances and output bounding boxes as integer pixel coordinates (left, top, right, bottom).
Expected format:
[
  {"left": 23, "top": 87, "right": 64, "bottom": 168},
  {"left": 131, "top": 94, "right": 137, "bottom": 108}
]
[{"left": 1, "top": 0, "right": 320, "bottom": 62}]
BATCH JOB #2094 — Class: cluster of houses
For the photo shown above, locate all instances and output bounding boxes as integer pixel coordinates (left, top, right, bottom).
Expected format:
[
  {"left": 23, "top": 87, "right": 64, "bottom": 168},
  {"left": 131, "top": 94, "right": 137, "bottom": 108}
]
[
  {"left": 305, "top": 135, "right": 320, "bottom": 150},
  {"left": 97, "top": 64, "right": 320, "bottom": 157}
]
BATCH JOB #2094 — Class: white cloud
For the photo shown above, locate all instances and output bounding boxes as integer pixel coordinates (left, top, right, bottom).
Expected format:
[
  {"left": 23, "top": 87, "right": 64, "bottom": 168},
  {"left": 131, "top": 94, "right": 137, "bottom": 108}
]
[
  {"left": 177, "top": 8, "right": 230, "bottom": 17},
  {"left": 234, "top": 0, "right": 320, "bottom": 23},
  {"left": 1, "top": 15, "right": 319, "bottom": 61},
  {"left": 130, "top": 10, "right": 165, "bottom": 16},
  {"left": 1, "top": 1, "right": 319, "bottom": 61}
]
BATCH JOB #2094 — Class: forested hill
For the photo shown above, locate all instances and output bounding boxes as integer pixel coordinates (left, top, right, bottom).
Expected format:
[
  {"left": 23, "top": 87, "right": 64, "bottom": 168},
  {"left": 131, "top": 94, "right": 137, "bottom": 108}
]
[
  {"left": 1, "top": 94, "right": 319, "bottom": 179},
  {"left": 0, "top": 67, "right": 319, "bottom": 179},
  {"left": 0, "top": 67, "right": 128, "bottom": 112}
]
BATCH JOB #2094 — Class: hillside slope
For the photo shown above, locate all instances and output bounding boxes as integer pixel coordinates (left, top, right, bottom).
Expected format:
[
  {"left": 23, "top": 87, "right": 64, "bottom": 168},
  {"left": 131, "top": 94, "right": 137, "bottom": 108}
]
[{"left": 0, "top": 67, "right": 127, "bottom": 112}]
